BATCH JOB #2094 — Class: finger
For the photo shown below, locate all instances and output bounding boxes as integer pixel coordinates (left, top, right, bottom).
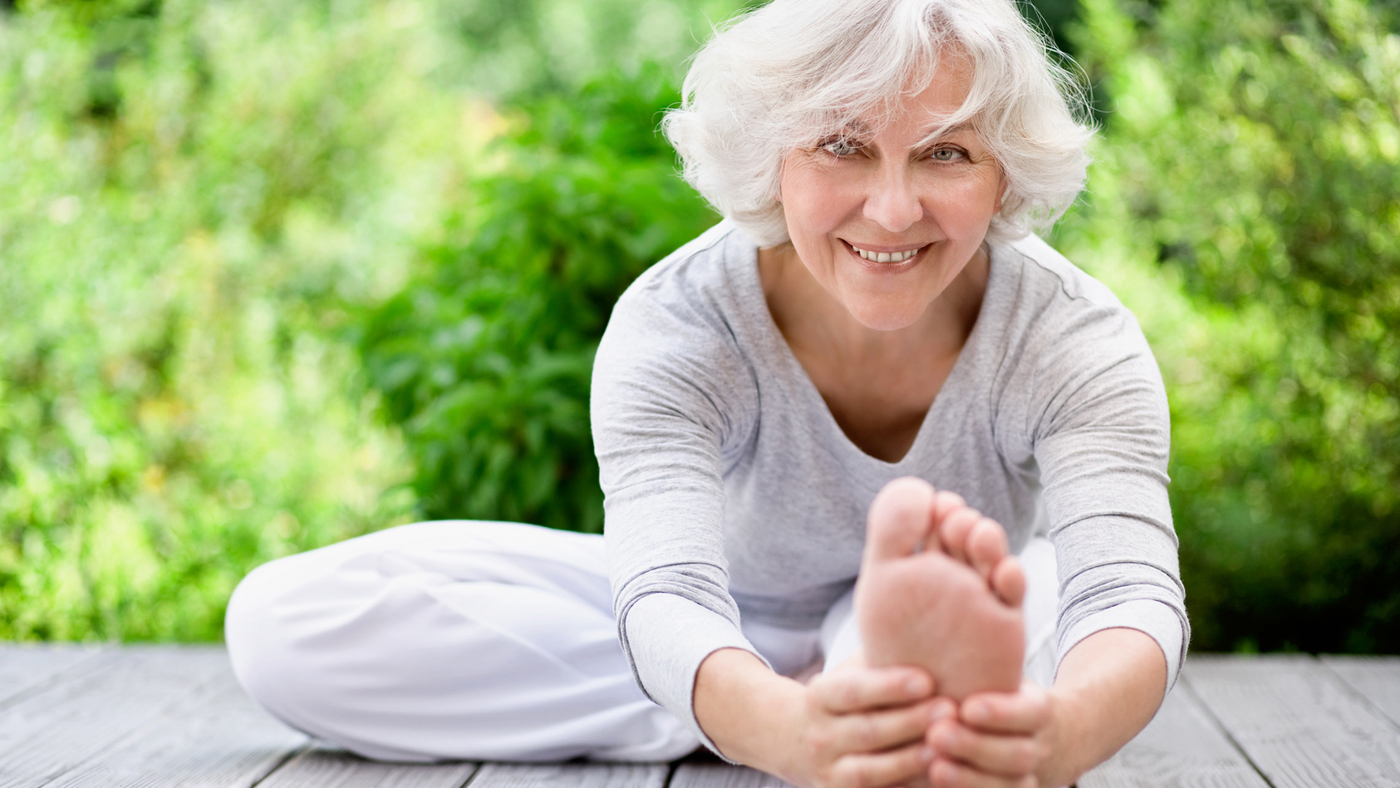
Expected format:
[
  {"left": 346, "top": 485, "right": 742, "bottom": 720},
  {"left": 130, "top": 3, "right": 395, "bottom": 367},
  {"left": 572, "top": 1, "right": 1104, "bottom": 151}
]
[
  {"left": 936, "top": 506, "right": 981, "bottom": 563},
  {"left": 990, "top": 556, "right": 1025, "bottom": 607},
  {"left": 927, "top": 721, "right": 1046, "bottom": 778},
  {"left": 812, "top": 665, "right": 938, "bottom": 712},
  {"left": 866, "top": 477, "right": 940, "bottom": 562},
  {"left": 830, "top": 699, "right": 956, "bottom": 755},
  {"left": 929, "top": 758, "right": 1036, "bottom": 788},
  {"left": 966, "top": 518, "right": 1009, "bottom": 581},
  {"left": 959, "top": 684, "right": 1051, "bottom": 734},
  {"left": 830, "top": 742, "right": 935, "bottom": 788}
]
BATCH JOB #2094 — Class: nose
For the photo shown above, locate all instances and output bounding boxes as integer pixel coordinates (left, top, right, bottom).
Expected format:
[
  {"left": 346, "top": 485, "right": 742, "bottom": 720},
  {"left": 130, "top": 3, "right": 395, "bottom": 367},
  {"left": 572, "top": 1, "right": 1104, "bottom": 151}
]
[{"left": 862, "top": 163, "right": 922, "bottom": 233}]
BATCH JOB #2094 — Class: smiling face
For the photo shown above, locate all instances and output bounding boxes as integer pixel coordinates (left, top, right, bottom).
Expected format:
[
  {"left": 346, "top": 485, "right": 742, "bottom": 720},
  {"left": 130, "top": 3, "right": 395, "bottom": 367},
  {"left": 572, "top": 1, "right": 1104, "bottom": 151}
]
[{"left": 776, "top": 58, "right": 1005, "bottom": 332}]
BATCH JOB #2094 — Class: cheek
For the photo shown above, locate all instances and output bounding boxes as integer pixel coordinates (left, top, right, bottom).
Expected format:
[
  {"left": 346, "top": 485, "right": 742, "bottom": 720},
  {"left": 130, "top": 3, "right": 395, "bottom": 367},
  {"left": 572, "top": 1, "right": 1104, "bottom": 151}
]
[{"left": 920, "top": 172, "right": 1004, "bottom": 227}]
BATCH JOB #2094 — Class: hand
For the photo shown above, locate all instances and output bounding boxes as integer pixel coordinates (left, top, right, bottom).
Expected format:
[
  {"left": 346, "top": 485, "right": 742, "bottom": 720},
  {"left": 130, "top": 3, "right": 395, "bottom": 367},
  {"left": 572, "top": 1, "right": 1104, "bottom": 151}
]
[
  {"left": 923, "top": 681, "right": 1056, "bottom": 788},
  {"left": 782, "top": 662, "right": 954, "bottom": 788}
]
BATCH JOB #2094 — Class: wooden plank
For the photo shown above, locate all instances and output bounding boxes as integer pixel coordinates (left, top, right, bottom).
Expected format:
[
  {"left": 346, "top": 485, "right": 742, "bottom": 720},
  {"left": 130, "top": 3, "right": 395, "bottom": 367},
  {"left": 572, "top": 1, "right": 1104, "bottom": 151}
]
[
  {"left": 1323, "top": 656, "right": 1400, "bottom": 730},
  {"left": 255, "top": 749, "right": 477, "bottom": 788},
  {"left": 1185, "top": 654, "right": 1400, "bottom": 788},
  {"left": 0, "top": 645, "right": 110, "bottom": 707},
  {"left": 670, "top": 763, "right": 796, "bottom": 788},
  {"left": 41, "top": 653, "right": 308, "bottom": 788},
  {"left": 0, "top": 646, "right": 228, "bottom": 788},
  {"left": 1078, "top": 679, "right": 1269, "bottom": 788},
  {"left": 469, "top": 762, "right": 667, "bottom": 788}
]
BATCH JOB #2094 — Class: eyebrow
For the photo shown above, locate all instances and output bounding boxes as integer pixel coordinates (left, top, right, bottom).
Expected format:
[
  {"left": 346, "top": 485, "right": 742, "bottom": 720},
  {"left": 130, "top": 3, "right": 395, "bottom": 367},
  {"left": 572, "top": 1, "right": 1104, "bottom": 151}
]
[{"left": 919, "top": 121, "right": 973, "bottom": 138}]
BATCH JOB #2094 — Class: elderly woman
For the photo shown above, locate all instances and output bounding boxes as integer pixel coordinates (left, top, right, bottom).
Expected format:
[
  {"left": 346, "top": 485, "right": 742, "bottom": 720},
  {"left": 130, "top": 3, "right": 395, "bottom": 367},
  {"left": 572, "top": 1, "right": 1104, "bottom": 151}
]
[{"left": 225, "top": 0, "right": 1188, "bottom": 786}]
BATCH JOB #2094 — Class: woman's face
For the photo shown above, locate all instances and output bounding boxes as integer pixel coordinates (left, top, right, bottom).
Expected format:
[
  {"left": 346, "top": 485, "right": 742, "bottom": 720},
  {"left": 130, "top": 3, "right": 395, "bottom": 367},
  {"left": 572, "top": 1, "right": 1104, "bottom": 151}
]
[{"left": 777, "top": 60, "right": 1005, "bottom": 332}]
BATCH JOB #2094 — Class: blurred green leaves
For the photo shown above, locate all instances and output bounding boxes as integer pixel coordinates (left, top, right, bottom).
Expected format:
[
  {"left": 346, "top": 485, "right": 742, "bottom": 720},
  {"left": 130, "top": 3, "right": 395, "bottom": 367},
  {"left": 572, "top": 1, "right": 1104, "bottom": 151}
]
[
  {"left": 0, "top": 0, "right": 460, "bottom": 639},
  {"left": 1064, "top": 0, "right": 1400, "bottom": 651},
  {"left": 1, "top": 0, "right": 1397, "bottom": 652},
  {"left": 359, "top": 66, "right": 718, "bottom": 531}
]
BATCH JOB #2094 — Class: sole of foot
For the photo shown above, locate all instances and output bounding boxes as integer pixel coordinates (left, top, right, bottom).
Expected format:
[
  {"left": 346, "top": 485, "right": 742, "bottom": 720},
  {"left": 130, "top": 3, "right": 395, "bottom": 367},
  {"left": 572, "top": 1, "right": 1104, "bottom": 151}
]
[{"left": 854, "top": 477, "right": 1026, "bottom": 701}]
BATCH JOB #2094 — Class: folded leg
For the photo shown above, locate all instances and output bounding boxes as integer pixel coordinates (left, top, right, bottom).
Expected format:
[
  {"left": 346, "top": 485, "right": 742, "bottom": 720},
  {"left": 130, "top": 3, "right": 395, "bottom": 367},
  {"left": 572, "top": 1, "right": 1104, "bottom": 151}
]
[{"left": 225, "top": 520, "right": 700, "bottom": 762}]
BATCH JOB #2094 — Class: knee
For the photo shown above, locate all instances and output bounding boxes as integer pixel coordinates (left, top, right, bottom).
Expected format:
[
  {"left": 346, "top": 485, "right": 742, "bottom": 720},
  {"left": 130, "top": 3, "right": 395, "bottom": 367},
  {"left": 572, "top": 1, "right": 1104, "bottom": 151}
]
[{"left": 225, "top": 558, "right": 313, "bottom": 718}]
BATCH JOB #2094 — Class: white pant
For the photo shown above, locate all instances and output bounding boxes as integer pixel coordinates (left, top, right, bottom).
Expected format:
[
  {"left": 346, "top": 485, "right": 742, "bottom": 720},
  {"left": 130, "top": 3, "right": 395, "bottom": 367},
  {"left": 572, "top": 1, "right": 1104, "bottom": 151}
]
[{"left": 225, "top": 521, "right": 1059, "bottom": 763}]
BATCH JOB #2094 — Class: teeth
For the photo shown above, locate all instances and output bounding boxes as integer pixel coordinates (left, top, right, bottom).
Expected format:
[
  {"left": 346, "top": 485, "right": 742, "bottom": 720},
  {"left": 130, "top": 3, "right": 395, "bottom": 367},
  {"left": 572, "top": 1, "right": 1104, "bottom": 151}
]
[{"left": 850, "top": 244, "right": 922, "bottom": 263}]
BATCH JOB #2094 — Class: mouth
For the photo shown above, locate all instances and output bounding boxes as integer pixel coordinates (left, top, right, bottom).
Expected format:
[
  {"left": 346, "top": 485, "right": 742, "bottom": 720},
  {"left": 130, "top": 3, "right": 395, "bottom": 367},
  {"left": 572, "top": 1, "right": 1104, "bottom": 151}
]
[{"left": 844, "top": 240, "right": 928, "bottom": 271}]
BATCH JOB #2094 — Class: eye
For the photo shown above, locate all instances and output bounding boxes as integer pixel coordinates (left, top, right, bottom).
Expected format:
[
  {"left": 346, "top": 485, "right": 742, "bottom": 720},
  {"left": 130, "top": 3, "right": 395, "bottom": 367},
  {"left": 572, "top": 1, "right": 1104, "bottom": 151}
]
[
  {"left": 819, "top": 137, "right": 862, "bottom": 158},
  {"left": 929, "top": 146, "right": 968, "bottom": 162}
]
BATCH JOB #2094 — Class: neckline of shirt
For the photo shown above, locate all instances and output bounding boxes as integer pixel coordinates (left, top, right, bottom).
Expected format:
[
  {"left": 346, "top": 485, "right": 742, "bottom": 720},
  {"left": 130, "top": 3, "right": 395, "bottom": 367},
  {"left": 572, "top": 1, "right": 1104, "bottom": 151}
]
[{"left": 727, "top": 228, "right": 1009, "bottom": 477}]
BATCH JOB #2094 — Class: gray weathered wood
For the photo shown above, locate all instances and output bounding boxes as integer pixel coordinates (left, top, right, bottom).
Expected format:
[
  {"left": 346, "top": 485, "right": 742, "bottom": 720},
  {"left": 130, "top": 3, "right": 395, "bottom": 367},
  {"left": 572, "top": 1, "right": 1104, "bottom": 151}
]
[
  {"left": 0, "top": 645, "right": 231, "bottom": 788},
  {"left": 1323, "top": 656, "right": 1400, "bottom": 731},
  {"left": 670, "top": 763, "right": 796, "bottom": 788},
  {"left": 255, "top": 749, "right": 476, "bottom": 788},
  {"left": 1078, "top": 678, "right": 1269, "bottom": 788},
  {"left": 0, "top": 645, "right": 110, "bottom": 707},
  {"left": 1185, "top": 654, "right": 1400, "bottom": 788},
  {"left": 469, "top": 762, "right": 668, "bottom": 788},
  {"left": 42, "top": 653, "right": 307, "bottom": 788}
]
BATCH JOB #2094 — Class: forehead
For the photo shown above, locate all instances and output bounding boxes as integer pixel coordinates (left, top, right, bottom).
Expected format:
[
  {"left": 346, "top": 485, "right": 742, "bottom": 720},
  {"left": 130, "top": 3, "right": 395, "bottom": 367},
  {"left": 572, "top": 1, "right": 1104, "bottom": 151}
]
[
  {"left": 843, "top": 55, "right": 977, "bottom": 138},
  {"left": 893, "top": 55, "right": 976, "bottom": 128}
]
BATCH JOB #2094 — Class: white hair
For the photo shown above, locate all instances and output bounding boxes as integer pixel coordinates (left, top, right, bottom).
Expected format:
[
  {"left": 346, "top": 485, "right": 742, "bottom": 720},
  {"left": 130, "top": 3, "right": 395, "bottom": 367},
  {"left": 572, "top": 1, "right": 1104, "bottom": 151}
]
[{"left": 662, "top": 0, "right": 1095, "bottom": 246}]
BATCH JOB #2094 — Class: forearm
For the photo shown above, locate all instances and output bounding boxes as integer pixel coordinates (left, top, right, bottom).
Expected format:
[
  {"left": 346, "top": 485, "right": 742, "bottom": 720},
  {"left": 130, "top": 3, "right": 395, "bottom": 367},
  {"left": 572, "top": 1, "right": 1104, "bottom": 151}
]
[
  {"left": 1042, "top": 627, "right": 1167, "bottom": 785},
  {"left": 693, "top": 648, "right": 806, "bottom": 776}
]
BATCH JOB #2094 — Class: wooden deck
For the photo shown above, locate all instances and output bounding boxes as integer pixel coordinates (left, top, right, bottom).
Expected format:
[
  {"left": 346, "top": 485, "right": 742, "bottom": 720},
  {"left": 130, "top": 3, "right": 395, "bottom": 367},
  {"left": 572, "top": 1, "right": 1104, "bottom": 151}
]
[{"left": 2, "top": 646, "right": 1399, "bottom": 787}]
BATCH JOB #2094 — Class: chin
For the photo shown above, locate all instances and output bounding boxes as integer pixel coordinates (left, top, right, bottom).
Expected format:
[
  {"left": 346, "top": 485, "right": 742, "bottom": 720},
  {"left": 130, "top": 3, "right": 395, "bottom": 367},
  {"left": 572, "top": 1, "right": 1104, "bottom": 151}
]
[{"left": 845, "top": 300, "right": 927, "bottom": 332}]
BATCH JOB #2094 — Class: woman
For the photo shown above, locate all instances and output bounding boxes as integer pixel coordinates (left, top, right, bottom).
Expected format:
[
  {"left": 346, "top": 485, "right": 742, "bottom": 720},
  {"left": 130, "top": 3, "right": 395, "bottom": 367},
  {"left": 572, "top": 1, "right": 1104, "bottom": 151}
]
[{"left": 225, "top": 0, "right": 1188, "bottom": 785}]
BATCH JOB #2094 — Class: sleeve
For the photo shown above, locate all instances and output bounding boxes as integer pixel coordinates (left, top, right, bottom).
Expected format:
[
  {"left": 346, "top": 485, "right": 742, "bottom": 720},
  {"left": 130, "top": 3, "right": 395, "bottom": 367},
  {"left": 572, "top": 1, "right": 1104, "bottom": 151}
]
[
  {"left": 1020, "top": 297, "right": 1191, "bottom": 691},
  {"left": 591, "top": 281, "right": 766, "bottom": 755}
]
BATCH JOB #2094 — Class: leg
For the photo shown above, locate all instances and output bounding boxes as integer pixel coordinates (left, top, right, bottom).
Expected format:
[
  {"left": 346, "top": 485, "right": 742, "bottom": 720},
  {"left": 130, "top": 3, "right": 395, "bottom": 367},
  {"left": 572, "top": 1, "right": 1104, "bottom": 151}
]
[
  {"left": 851, "top": 478, "right": 1026, "bottom": 700},
  {"left": 225, "top": 521, "right": 699, "bottom": 763}
]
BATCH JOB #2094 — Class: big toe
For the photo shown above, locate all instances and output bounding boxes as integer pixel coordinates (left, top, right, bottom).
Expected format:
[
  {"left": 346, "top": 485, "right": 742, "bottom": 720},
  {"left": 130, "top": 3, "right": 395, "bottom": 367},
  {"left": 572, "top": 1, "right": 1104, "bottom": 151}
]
[{"left": 866, "top": 477, "right": 938, "bottom": 562}]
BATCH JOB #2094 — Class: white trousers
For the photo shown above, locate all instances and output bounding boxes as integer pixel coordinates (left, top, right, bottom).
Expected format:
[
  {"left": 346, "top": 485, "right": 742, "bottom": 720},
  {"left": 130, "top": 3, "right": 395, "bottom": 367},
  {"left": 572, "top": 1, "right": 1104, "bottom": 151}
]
[{"left": 225, "top": 521, "right": 1059, "bottom": 763}]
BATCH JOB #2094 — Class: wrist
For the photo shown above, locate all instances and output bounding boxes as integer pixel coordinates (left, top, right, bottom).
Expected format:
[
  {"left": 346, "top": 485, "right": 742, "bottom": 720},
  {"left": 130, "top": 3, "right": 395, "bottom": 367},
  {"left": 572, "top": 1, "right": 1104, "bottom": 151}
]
[
  {"left": 693, "top": 648, "right": 806, "bottom": 772},
  {"left": 1038, "top": 628, "right": 1168, "bottom": 785},
  {"left": 1038, "top": 684, "right": 1091, "bottom": 786}
]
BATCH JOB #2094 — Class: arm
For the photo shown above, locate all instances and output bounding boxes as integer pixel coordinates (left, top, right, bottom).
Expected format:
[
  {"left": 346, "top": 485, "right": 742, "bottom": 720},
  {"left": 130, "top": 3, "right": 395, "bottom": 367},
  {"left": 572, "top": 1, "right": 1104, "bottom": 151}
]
[{"left": 923, "top": 253, "right": 1187, "bottom": 785}]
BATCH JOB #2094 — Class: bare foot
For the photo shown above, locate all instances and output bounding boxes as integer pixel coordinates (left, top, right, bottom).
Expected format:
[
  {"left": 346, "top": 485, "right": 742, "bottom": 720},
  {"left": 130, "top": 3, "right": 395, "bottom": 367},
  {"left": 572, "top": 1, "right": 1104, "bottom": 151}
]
[{"left": 854, "top": 477, "right": 1026, "bottom": 701}]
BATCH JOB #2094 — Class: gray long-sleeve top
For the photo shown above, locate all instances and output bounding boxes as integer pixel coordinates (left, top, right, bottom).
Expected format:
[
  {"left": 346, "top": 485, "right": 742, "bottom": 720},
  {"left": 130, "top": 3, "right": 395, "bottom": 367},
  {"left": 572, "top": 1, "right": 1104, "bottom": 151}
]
[{"left": 591, "top": 221, "right": 1189, "bottom": 749}]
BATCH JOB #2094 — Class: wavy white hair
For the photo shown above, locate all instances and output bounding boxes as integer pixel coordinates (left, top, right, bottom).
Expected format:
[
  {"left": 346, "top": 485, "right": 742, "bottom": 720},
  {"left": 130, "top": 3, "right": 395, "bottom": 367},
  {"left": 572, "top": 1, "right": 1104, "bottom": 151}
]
[{"left": 662, "top": 0, "right": 1095, "bottom": 247}]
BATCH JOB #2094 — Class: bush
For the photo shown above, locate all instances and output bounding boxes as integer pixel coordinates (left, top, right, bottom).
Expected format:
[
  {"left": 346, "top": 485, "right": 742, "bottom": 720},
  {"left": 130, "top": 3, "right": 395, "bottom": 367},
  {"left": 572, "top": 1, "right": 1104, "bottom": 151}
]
[
  {"left": 0, "top": 0, "right": 457, "bottom": 640},
  {"left": 1062, "top": 0, "right": 1400, "bottom": 651},
  {"left": 359, "top": 66, "right": 718, "bottom": 532}
]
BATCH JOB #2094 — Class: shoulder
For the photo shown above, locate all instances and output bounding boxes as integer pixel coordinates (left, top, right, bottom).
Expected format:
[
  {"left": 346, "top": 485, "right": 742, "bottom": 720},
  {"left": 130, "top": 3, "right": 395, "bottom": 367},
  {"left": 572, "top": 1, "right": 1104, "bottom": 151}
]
[
  {"left": 999, "top": 234, "right": 1133, "bottom": 322},
  {"left": 988, "top": 235, "right": 1168, "bottom": 441},
  {"left": 991, "top": 233, "right": 1151, "bottom": 362},
  {"left": 600, "top": 219, "right": 762, "bottom": 373},
  {"left": 610, "top": 219, "right": 749, "bottom": 332},
  {"left": 593, "top": 221, "right": 762, "bottom": 444}
]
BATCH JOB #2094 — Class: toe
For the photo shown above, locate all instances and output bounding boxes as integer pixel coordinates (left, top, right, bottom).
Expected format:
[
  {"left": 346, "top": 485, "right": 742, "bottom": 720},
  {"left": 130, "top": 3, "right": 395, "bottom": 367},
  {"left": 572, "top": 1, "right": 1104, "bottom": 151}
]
[
  {"left": 938, "top": 507, "right": 982, "bottom": 563},
  {"left": 991, "top": 556, "right": 1027, "bottom": 608},
  {"left": 967, "top": 518, "right": 1009, "bottom": 581},
  {"left": 866, "top": 477, "right": 939, "bottom": 561}
]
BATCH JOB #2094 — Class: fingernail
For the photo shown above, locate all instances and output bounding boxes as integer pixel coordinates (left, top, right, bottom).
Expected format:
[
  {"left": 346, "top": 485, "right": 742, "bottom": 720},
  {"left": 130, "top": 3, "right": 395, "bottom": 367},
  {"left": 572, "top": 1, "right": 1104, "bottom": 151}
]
[
  {"left": 920, "top": 746, "right": 934, "bottom": 763},
  {"left": 905, "top": 676, "right": 929, "bottom": 696},
  {"left": 930, "top": 701, "right": 953, "bottom": 721}
]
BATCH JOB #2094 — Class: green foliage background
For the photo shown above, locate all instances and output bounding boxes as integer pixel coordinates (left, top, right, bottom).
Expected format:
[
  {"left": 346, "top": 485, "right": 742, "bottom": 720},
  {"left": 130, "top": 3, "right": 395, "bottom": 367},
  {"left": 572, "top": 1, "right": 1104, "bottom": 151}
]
[{"left": 1, "top": 0, "right": 1396, "bottom": 651}]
